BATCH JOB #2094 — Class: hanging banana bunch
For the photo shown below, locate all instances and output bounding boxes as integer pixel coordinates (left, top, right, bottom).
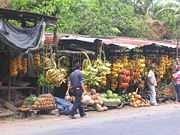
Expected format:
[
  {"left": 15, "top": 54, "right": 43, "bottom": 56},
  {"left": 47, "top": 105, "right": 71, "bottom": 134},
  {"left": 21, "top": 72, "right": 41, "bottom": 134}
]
[
  {"left": 156, "top": 55, "right": 175, "bottom": 81},
  {"left": 22, "top": 57, "right": 28, "bottom": 74},
  {"left": 10, "top": 58, "right": 18, "bottom": 77},
  {"left": 45, "top": 54, "right": 67, "bottom": 87},
  {"left": 43, "top": 56, "right": 53, "bottom": 70},
  {"left": 93, "top": 52, "right": 111, "bottom": 87},
  {"left": 46, "top": 68, "right": 66, "bottom": 87},
  {"left": 81, "top": 52, "right": 102, "bottom": 89},
  {"left": 34, "top": 54, "right": 41, "bottom": 70},
  {"left": 17, "top": 56, "right": 23, "bottom": 71},
  {"left": 57, "top": 56, "right": 69, "bottom": 73}
]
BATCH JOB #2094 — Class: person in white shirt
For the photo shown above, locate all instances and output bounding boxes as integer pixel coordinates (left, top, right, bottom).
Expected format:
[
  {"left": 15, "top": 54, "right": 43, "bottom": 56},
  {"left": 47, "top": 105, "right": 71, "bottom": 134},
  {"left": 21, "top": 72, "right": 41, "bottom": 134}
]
[{"left": 147, "top": 65, "right": 158, "bottom": 106}]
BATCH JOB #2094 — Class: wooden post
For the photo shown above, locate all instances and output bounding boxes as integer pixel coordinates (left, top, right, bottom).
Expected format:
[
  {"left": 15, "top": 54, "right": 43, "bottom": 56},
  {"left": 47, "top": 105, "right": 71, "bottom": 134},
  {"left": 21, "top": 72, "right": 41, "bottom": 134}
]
[
  {"left": 8, "top": 54, "right": 11, "bottom": 101},
  {"left": 8, "top": 74, "right": 11, "bottom": 101},
  {"left": 176, "top": 26, "right": 180, "bottom": 58}
]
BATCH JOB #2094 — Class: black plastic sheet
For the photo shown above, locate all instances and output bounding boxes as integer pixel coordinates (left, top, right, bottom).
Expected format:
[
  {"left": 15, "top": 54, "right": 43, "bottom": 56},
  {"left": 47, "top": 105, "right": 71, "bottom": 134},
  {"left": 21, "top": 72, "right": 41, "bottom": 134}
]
[{"left": 0, "top": 19, "right": 44, "bottom": 50}]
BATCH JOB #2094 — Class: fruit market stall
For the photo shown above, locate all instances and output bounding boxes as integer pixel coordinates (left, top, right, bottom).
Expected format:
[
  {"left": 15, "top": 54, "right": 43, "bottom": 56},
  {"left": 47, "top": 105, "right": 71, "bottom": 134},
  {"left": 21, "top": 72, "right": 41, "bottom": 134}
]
[
  {"left": 54, "top": 36, "right": 178, "bottom": 112},
  {"left": 0, "top": 8, "right": 57, "bottom": 117}
]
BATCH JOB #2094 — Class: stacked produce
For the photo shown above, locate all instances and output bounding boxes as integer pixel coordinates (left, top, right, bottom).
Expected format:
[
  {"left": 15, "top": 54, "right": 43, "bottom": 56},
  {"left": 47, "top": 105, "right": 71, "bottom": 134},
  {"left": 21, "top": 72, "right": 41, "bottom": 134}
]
[
  {"left": 81, "top": 89, "right": 104, "bottom": 105},
  {"left": 32, "top": 94, "right": 56, "bottom": 110},
  {"left": 128, "top": 92, "right": 150, "bottom": 108},
  {"left": 21, "top": 95, "right": 38, "bottom": 108},
  {"left": 34, "top": 54, "right": 41, "bottom": 70},
  {"left": 81, "top": 89, "right": 108, "bottom": 112},
  {"left": 10, "top": 56, "right": 28, "bottom": 77},
  {"left": 119, "top": 94, "right": 132, "bottom": 103},
  {"left": 20, "top": 94, "right": 56, "bottom": 110},
  {"left": 159, "top": 83, "right": 175, "bottom": 98},
  {"left": 100, "top": 90, "right": 131, "bottom": 104}
]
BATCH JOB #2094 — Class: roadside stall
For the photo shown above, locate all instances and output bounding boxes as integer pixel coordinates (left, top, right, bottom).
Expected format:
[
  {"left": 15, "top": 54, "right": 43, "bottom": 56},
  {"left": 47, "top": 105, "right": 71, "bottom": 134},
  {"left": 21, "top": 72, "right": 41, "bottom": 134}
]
[
  {"left": 50, "top": 35, "right": 177, "bottom": 111},
  {"left": 0, "top": 8, "right": 57, "bottom": 117}
]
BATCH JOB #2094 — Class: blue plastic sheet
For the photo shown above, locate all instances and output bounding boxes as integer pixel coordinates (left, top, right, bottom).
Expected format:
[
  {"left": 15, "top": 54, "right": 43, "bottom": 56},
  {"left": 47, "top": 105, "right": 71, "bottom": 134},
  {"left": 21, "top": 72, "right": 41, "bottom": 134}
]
[{"left": 53, "top": 97, "right": 73, "bottom": 115}]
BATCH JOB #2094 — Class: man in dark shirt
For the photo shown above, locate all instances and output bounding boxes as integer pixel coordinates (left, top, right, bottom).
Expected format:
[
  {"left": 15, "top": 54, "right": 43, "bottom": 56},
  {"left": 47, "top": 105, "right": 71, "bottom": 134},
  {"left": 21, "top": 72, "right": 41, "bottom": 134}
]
[{"left": 66, "top": 63, "right": 87, "bottom": 119}]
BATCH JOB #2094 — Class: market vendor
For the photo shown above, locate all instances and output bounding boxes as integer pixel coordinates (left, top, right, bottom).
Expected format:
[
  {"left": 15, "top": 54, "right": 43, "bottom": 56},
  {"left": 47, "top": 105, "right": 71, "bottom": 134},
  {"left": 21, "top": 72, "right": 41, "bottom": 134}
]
[
  {"left": 66, "top": 63, "right": 87, "bottom": 119},
  {"left": 147, "top": 64, "right": 158, "bottom": 106},
  {"left": 172, "top": 66, "right": 180, "bottom": 104}
]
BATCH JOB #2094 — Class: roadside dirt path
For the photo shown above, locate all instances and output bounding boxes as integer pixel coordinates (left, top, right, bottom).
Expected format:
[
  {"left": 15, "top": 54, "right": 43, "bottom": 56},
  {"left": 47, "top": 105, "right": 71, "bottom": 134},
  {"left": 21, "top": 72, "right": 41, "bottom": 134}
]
[{"left": 0, "top": 102, "right": 180, "bottom": 134}]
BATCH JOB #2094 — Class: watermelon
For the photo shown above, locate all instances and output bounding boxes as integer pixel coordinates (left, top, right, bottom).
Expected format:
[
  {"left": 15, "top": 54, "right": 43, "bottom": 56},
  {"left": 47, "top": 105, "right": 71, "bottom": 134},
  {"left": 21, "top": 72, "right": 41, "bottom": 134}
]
[
  {"left": 116, "top": 99, "right": 121, "bottom": 103},
  {"left": 113, "top": 93, "right": 118, "bottom": 98},
  {"left": 107, "top": 94, "right": 113, "bottom": 99},
  {"left": 109, "top": 99, "right": 114, "bottom": 102},
  {"left": 106, "top": 90, "right": 113, "bottom": 95},
  {"left": 102, "top": 98, "right": 108, "bottom": 103}
]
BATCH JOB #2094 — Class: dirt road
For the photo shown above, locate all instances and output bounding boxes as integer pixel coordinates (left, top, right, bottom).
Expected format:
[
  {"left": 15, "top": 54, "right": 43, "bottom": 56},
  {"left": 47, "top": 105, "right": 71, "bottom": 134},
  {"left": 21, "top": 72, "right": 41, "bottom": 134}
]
[{"left": 0, "top": 103, "right": 180, "bottom": 135}]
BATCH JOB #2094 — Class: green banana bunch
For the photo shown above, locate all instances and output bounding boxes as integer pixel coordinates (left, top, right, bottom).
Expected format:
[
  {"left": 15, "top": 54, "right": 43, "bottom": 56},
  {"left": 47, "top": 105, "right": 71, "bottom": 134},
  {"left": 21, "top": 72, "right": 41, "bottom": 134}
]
[{"left": 37, "top": 74, "right": 47, "bottom": 86}]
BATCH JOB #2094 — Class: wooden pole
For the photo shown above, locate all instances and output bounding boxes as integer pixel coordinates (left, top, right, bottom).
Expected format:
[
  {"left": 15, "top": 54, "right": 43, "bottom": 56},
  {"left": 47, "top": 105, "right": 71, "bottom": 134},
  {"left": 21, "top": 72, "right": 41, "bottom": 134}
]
[
  {"left": 7, "top": 53, "right": 11, "bottom": 101},
  {"left": 176, "top": 26, "right": 180, "bottom": 58}
]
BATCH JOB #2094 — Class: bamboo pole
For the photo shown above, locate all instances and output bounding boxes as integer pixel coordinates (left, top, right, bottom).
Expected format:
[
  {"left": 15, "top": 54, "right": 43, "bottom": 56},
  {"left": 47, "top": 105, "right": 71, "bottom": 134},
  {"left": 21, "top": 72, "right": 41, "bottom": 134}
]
[{"left": 176, "top": 26, "right": 180, "bottom": 58}]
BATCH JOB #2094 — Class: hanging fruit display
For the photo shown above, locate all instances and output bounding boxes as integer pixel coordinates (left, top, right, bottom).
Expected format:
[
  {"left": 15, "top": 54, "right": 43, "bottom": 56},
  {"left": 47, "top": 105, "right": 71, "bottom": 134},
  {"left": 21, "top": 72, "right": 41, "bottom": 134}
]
[
  {"left": 17, "top": 56, "right": 23, "bottom": 71},
  {"left": 43, "top": 56, "right": 53, "bottom": 70},
  {"left": 156, "top": 55, "right": 174, "bottom": 81},
  {"left": 82, "top": 57, "right": 101, "bottom": 88},
  {"left": 93, "top": 56, "right": 111, "bottom": 87},
  {"left": 46, "top": 68, "right": 67, "bottom": 87},
  {"left": 10, "top": 58, "right": 18, "bottom": 77},
  {"left": 34, "top": 54, "right": 41, "bottom": 70},
  {"left": 22, "top": 57, "right": 28, "bottom": 74},
  {"left": 10, "top": 56, "right": 28, "bottom": 77},
  {"left": 82, "top": 52, "right": 111, "bottom": 90},
  {"left": 35, "top": 51, "right": 68, "bottom": 88}
]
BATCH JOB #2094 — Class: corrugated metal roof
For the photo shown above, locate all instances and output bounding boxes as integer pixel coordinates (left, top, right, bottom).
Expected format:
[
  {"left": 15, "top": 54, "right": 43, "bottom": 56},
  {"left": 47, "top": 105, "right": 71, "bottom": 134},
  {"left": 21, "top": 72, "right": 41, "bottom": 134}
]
[
  {"left": 60, "top": 34, "right": 177, "bottom": 49},
  {"left": 101, "top": 37, "right": 177, "bottom": 49}
]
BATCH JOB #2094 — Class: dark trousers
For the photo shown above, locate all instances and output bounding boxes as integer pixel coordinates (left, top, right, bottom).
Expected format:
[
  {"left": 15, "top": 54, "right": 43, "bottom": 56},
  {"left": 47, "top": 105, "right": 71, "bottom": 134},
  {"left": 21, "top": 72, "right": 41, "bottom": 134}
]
[
  {"left": 70, "top": 88, "right": 84, "bottom": 116},
  {"left": 175, "top": 84, "right": 180, "bottom": 102}
]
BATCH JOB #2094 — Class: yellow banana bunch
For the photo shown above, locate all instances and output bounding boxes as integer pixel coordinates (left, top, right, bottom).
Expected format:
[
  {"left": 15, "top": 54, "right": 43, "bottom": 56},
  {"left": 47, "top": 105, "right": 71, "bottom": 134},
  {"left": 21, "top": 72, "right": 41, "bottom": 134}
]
[
  {"left": 22, "top": 58, "right": 28, "bottom": 74},
  {"left": 17, "top": 56, "right": 23, "bottom": 71},
  {"left": 46, "top": 68, "right": 67, "bottom": 87},
  {"left": 34, "top": 54, "right": 41, "bottom": 70},
  {"left": 156, "top": 55, "right": 175, "bottom": 80},
  {"left": 43, "top": 57, "right": 52, "bottom": 70},
  {"left": 10, "top": 56, "right": 28, "bottom": 77},
  {"left": 10, "top": 58, "right": 18, "bottom": 77},
  {"left": 137, "top": 57, "right": 146, "bottom": 73},
  {"left": 93, "top": 58, "right": 111, "bottom": 87}
]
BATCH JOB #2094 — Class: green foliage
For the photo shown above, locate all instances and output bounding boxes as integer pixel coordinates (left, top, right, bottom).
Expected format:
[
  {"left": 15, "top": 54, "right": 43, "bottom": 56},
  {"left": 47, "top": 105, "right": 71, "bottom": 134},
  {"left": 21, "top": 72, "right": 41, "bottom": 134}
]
[{"left": 10, "top": 0, "right": 178, "bottom": 39}]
